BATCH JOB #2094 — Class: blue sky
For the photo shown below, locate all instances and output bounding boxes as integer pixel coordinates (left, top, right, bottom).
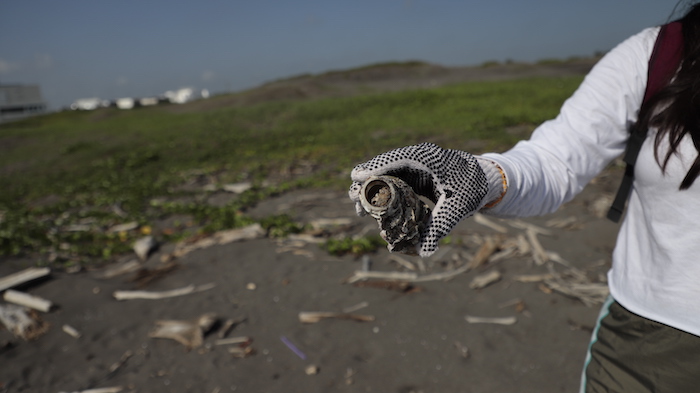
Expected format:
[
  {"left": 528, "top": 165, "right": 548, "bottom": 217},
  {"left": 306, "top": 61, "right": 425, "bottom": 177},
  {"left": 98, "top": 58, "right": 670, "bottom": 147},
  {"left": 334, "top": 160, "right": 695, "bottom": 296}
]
[{"left": 0, "top": 1, "right": 682, "bottom": 110}]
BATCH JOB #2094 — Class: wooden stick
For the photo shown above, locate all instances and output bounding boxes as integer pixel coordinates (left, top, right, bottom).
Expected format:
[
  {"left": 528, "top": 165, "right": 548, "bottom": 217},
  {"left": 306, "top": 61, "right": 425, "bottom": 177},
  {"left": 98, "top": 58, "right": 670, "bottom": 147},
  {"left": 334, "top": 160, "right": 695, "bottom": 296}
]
[
  {"left": 215, "top": 336, "right": 252, "bottom": 346},
  {"left": 473, "top": 213, "right": 508, "bottom": 233},
  {"left": 113, "top": 283, "right": 215, "bottom": 301},
  {"left": 513, "top": 273, "right": 554, "bottom": 283},
  {"left": 469, "top": 270, "right": 502, "bottom": 289},
  {"left": 57, "top": 387, "right": 124, "bottom": 393},
  {"left": 509, "top": 220, "right": 552, "bottom": 236},
  {"left": 526, "top": 228, "right": 549, "bottom": 266},
  {"left": 0, "top": 267, "right": 50, "bottom": 292},
  {"left": 62, "top": 324, "right": 82, "bottom": 339},
  {"left": 3, "top": 290, "right": 52, "bottom": 312},
  {"left": 298, "top": 311, "right": 375, "bottom": 324},
  {"left": 465, "top": 315, "right": 517, "bottom": 325},
  {"left": 96, "top": 259, "right": 141, "bottom": 279},
  {"left": 345, "top": 271, "right": 417, "bottom": 284},
  {"left": 467, "top": 235, "right": 501, "bottom": 270},
  {"left": 343, "top": 301, "right": 369, "bottom": 313},
  {"left": 388, "top": 255, "right": 417, "bottom": 271},
  {"left": 411, "top": 263, "right": 472, "bottom": 282}
]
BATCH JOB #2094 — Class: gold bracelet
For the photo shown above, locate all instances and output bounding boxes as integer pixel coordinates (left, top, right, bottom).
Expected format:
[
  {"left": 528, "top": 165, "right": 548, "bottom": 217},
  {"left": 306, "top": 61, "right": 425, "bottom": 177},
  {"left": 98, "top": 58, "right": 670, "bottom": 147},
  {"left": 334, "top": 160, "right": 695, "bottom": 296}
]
[{"left": 483, "top": 165, "right": 507, "bottom": 209}]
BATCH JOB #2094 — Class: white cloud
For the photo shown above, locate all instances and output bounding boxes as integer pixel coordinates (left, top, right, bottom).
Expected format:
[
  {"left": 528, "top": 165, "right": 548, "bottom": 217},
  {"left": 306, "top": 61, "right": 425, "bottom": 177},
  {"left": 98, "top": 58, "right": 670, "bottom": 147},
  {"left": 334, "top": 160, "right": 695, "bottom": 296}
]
[
  {"left": 0, "top": 59, "right": 19, "bottom": 74},
  {"left": 201, "top": 70, "right": 215, "bottom": 82},
  {"left": 116, "top": 76, "right": 129, "bottom": 86}
]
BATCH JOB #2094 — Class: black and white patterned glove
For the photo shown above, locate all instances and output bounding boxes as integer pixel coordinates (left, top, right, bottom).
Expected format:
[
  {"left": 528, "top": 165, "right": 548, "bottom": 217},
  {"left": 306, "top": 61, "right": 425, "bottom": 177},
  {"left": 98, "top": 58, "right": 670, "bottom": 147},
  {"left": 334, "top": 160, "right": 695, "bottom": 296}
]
[{"left": 349, "top": 142, "right": 505, "bottom": 257}]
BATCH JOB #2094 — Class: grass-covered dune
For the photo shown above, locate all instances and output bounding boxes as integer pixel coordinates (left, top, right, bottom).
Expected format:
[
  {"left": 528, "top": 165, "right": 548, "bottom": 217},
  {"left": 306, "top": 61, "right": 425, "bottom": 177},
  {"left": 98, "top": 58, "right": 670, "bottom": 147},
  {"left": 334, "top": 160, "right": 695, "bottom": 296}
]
[{"left": 0, "top": 74, "right": 584, "bottom": 265}]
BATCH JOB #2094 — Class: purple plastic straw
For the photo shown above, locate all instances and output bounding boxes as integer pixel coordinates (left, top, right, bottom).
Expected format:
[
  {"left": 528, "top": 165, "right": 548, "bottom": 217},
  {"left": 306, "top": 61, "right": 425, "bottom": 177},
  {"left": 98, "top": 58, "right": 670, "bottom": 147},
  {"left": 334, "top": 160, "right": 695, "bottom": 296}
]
[{"left": 280, "top": 336, "right": 307, "bottom": 360}]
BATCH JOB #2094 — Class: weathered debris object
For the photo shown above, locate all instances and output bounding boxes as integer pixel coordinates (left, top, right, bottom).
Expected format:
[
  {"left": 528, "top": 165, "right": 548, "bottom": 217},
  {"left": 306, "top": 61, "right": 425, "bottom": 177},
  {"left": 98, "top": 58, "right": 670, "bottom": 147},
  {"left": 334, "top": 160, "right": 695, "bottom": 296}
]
[
  {"left": 228, "top": 346, "right": 255, "bottom": 358},
  {"left": 298, "top": 311, "right": 375, "bottom": 324},
  {"left": 215, "top": 336, "right": 252, "bottom": 346},
  {"left": 113, "top": 283, "right": 216, "bottom": 301},
  {"left": 3, "top": 289, "right": 53, "bottom": 312},
  {"left": 359, "top": 175, "right": 431, "bottom": 255},
  {"left": 469, "top": 270, "right": 502, "bottom": 289},
  {"left": 222, "top": 182, "right": 252, "bottom": 194},
  {"left": 0, "top": 267, "right": 51, "bottom": 292},
  {"left": 305, "top": 365, "right": 320, "bottom": 375},
  {"left": 107, "top": 221, "right": 139, "bottom": 233},
  {"left": 0, "top": 303, "right": 50, "bottom": 340},
  {"left": 149, "top": 313, "right": 218, "bottom": 349},
  {"left": 465, "top": 315, "right": 517, "bottom": 325},
  {"left": 62, "top": 324, "right": 82, "bottom": 339},
  {"left": 169, "top": 223, "right": 265, "bottom": 259},
  {"left": 57, "top": 386, "right": 124, "bottom": 393},
  {"left": 95, "top": 259, "right": 142, "bottom": 279},
  {"left": 133, "top": 236, "right": 158, "bottom": 261}
]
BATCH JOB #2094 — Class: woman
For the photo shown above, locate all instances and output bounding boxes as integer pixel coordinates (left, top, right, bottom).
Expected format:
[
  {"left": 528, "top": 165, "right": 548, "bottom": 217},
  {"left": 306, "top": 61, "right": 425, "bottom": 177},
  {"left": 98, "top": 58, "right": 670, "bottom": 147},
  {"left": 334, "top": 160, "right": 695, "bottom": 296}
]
[{"left": 349, "top": 3, "right": 700, "bottom": 392}]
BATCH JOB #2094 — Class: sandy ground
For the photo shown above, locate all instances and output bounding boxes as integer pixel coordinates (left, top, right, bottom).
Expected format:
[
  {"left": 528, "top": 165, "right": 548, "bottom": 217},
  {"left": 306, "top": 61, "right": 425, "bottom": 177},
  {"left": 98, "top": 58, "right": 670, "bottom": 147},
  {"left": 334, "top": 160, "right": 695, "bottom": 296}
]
[
  {"left": 0, "top": 59, "right": 617, "bottom": 392},
  {"left": 0, "top": 167, "right": 623, "bottom": 393}
]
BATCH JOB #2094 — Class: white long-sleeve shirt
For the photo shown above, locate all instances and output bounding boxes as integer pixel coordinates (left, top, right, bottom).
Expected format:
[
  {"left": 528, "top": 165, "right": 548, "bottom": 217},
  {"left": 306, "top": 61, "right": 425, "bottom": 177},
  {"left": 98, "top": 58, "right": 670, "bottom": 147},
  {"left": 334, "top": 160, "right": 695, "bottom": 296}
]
[{"left": 482, "top": 26, "right": 700, "bottom": 337}]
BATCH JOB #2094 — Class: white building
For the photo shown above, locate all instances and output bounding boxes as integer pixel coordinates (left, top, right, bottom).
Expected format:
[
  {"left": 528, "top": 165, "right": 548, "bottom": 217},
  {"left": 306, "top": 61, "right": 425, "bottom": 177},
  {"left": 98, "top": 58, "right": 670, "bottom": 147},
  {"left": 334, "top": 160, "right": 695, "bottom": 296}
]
[{"left": 0, "top": 84, "right": 47, "bottom": 123}]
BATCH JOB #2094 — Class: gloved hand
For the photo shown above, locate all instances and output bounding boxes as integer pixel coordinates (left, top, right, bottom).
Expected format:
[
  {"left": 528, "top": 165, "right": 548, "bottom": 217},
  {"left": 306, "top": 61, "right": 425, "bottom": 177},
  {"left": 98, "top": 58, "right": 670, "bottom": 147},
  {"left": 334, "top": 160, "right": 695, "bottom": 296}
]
[{"left": 349, "top": 142, "right": 505, "bottom": 257}]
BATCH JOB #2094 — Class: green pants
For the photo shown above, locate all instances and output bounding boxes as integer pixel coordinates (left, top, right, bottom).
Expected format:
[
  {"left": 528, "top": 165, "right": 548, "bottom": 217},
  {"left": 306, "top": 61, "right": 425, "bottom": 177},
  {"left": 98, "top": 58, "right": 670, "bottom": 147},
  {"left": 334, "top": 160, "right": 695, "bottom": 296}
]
[{"left": 580, "top": 297, "right": 700, "bottom": 392}]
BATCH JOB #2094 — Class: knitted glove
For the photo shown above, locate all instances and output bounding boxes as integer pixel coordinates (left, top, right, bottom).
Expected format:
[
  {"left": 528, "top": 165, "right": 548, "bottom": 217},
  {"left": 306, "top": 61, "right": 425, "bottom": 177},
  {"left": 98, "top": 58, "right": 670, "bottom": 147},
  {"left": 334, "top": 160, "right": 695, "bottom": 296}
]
[{"left": 349, "top": 142, "right": 505, "bottom": 257}]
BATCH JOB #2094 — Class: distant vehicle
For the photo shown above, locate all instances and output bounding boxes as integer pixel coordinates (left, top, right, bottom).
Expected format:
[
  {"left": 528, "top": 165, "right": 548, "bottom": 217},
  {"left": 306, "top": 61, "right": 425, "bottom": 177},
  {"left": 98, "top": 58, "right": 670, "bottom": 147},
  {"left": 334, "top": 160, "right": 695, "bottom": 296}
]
[
  {"left": 116, "top": 98, "right": 135, "bottom": 110},
  {"left": 139, "top": 97, "right": 159, "bottom": 106},
  {"left": 163, "top": 88, "right": 195, "bottom": 104},
  {"left": 70, "top": 98, "right": 102, "bottom": 111}
]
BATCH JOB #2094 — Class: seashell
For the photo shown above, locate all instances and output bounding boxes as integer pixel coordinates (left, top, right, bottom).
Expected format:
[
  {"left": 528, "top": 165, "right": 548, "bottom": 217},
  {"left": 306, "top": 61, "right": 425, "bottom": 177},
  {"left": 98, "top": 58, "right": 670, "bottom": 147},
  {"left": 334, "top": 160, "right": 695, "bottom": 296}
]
[{"left": 359, "top": 175, "right": 431, "bottom": 255}]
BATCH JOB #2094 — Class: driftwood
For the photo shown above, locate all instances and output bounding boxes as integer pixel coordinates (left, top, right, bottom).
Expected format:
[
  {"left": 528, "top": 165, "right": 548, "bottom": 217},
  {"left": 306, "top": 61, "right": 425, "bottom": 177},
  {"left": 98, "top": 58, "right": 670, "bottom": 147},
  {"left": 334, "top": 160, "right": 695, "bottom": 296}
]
[
  {"left": 388, "top": 255, "right": 417, "bottom": 271},
  {"left": 3, "top": 290, "right": 52, "bottom": 312},
  {"left": 545, "top": 216, "right": 581, "bottom": 230},
  {"left": 0, "top": 267, "right": 50, "bottom": 292},
  {"left": 473, "top": 213, "right": 509, "bottom": 233},
  {"left": 543, "top": 264, "right": 609, "bottom": 307},
  {"left": 513, "top": 273, "right": 554, "bottom": 283},
  {"left": 345, "top": 271, "right": 417, "bottom": 284},
  {"left": 298, "top": 311, "right": 375, "bottom": 324},
  {"left": 346, "top": 262, "right": 474, "bottom": 284},
  {"left": 0, "top": 304, "right": 49, "bottom": 340},
  {"left": 168, "top": 223, "right": 265, "bottom": 260},
  {"left": 108, "top": 350, "right": 134, "bottom": 374},
  {"left": 149, "top": 313, "right": 218, "bottom": 349},
  {"left": 469, "top": 270, "right": 502, "bottom": 289},
  {"left": 465, "top": 315, "right": 517, "bottom": 325},
  {"left": 129, "top": 261, "right": 179, "bottom": 288},
  {"left": 107, "top": 221, "right": 139, "bottom": 233},
  {"left": 466, "top": 235, "right": 502, "bottom": 270},
  {"left": 411, "top": 263, "right": 471, "bottom": 282},
  {"left": 215, "top": 336, "right": 252, "bottom": 346},
  {"left": 113, "top": 283, "right": 215, "bottom": 301},
  {"left": 525, "top": 228, "right": 549, "bottom": 265},
  {"left": 509, "top": 220, "right": 552, "bottom": 236},
  {"left": 228, "top": 346, "right": 255, "bottom": 358},
  {"left": 342, "top": 301, "right": 369, "bottom": 313},
  {"left": 95, "top": 259, "right": 142, "bottom": 279},
  {"left": 58, "top": 387, "right": 124, "bottom": 393},
  {"left": 62, "top": 324, "right": 81, "bottom": 339}
]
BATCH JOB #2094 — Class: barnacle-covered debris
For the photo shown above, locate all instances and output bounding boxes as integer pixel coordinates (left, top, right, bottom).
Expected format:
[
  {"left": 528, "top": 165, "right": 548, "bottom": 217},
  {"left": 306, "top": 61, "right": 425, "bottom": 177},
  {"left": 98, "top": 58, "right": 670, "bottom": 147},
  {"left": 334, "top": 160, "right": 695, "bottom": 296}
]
[{"left": 359, "top": 175, "right": 431, "bottom": 255}]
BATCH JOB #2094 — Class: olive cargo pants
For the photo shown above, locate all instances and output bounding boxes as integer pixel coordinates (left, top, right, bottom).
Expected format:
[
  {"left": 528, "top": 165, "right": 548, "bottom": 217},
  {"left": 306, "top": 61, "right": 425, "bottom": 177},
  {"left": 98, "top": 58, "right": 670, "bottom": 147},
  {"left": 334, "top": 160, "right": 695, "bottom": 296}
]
[{"left": 580, "top": 297, "right": 700, "bottom": 392}]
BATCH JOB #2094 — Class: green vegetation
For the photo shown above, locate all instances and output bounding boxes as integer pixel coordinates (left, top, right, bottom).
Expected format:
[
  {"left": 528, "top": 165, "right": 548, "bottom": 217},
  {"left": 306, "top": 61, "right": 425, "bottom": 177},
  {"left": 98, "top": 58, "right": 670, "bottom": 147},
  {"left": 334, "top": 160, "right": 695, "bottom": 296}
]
[
  {"left": 322, "top": 235, "right": 386, "bottom": 256},
  {"left": 0, "top": 75, "right": 583, "bottom": 264}
]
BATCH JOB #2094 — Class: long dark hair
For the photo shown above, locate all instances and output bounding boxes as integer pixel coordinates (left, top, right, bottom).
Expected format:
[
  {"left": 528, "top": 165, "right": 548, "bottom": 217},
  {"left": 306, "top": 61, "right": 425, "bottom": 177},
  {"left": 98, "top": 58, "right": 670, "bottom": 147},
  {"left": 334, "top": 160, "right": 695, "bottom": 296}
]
[{"left": 636, "top": 3, "right": 700, "bottom": 189}]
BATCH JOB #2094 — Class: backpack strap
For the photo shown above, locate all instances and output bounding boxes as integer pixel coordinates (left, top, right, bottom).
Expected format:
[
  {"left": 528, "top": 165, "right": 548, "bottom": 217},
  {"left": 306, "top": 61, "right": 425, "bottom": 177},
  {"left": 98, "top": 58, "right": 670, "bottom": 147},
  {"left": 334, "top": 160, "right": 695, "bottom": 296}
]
[{"left": 607, "top": 21, "right": 684, "bottom": 222}]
